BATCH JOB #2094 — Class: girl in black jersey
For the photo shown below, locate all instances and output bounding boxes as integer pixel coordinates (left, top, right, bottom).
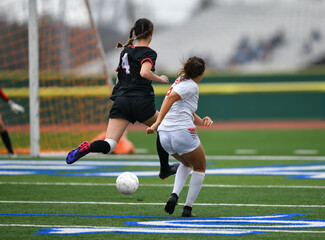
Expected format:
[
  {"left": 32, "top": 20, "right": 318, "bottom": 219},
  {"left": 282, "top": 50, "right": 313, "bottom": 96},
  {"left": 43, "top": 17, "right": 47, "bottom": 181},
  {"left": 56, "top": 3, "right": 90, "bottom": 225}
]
[{"left": 66, "top": 18, "right": 178, "bottom": 178}]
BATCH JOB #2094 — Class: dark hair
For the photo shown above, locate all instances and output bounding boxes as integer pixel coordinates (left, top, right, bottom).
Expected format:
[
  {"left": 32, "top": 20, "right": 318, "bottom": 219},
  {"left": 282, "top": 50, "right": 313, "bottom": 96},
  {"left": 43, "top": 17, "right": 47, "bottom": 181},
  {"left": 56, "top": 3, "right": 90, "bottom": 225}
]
[
  {"left": 178, "top": 56, "right": 205, "bottom": 80},
  {"left": 116, "top": 18, "right": 154, "bottom": 48}
]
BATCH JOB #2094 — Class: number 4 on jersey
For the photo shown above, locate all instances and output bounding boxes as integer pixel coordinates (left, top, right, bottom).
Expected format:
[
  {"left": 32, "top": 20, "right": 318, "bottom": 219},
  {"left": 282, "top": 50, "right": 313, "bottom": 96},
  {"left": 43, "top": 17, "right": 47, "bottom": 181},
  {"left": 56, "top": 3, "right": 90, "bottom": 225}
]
[{"left": 121, "top": 53, "right": 130, "bottom": 74}]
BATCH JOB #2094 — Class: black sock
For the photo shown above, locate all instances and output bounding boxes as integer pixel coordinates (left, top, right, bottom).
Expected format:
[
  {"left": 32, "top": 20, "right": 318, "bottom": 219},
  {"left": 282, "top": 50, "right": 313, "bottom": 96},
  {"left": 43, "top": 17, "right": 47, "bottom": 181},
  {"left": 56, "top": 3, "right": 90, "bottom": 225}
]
[
  {"left": 1, "top": 130, "right": 14, "bottom": 154},
  {"left": 156, "top": 133, "right": 169, "bottom": 172},
  {"left": 89, "top": 140, "right": 111, "bottom": 154}
]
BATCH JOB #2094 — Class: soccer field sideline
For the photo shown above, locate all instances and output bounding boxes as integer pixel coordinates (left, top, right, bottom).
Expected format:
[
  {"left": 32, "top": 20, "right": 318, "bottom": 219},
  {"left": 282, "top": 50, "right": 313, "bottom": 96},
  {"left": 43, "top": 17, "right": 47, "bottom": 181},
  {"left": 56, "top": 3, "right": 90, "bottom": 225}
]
[
  {"left": 1, "top": 200, "right": 325, "bottom": 208},
  {"left": 4, "top": 154, "right": 325, "bottom": 160},
  {"left": 1, "top": 224, "right": 325, "bottom": 235},
  {"left": 1, "top": 181, "right": 325, "bottom": 189}
]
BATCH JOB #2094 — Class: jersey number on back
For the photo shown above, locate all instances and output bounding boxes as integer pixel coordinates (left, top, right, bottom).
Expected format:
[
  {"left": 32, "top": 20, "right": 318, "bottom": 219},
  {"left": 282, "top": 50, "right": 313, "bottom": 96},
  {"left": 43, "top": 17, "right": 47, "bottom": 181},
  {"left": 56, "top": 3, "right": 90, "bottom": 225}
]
[
  {"left": 166, "top": 79, "right": 180, "bottom": 98},
  {"left": 121, "top": 53, "right": 130, "bottom": 74}
]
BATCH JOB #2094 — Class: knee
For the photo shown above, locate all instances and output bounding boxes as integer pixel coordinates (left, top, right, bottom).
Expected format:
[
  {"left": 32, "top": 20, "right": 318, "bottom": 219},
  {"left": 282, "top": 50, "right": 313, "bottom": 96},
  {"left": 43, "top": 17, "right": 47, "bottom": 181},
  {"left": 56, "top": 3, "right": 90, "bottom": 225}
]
[
  {"left": 193, "top": 161, "right": 206, "bottom": 172},
  {"left": 182, "top": 161, "right": 192, "bottom": 168},
  {"left": 194, "top": 167, "right": 205, "bottom": 173}
]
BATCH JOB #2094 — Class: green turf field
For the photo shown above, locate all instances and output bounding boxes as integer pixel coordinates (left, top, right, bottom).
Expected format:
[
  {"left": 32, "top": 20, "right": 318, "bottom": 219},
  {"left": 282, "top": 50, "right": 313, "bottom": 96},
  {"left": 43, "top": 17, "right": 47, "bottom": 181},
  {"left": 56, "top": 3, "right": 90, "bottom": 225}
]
[
  {"left": 0, "top": 129, "right": 325, "bottom": 239},
  {"left": 9, "top": 128, "right": 325, "bottom": 155}
]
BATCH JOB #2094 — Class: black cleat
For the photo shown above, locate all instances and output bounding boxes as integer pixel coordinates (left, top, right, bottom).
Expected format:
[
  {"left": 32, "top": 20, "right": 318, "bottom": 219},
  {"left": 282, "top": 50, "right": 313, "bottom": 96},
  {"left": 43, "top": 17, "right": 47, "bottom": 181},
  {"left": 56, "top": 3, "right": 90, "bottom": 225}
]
[
  {"left": 182, "top": 205, "right": 196, "bottom": 217},
  {"left": 164, "top": 193, "right": 178, "bottom": 215},
  {"left": 159, "top": 163, "right": 180, "bottom": 179}
]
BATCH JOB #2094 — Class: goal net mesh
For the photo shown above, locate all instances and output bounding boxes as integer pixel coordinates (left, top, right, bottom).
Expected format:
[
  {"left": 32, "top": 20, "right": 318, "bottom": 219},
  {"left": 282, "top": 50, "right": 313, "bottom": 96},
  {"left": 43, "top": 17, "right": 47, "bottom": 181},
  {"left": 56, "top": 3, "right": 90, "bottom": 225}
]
[{"left": 0, "top": 0, "right": 111, "bottom": 154}]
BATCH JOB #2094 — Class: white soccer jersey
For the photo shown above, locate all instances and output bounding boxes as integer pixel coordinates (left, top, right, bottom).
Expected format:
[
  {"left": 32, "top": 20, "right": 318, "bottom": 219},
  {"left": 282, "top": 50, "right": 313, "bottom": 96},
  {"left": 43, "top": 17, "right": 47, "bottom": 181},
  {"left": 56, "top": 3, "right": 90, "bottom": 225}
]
[{"left": 158, "top": 78, "right": 199, "bottom": 132}]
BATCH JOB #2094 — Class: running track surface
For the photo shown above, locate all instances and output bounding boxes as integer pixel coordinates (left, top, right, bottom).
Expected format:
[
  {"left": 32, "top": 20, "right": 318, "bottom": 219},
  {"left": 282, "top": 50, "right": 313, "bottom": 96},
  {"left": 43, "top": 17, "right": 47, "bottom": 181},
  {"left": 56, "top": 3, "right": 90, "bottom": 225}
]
[{"left": 7, "top": 121, "right": 325, "bottom": 132}]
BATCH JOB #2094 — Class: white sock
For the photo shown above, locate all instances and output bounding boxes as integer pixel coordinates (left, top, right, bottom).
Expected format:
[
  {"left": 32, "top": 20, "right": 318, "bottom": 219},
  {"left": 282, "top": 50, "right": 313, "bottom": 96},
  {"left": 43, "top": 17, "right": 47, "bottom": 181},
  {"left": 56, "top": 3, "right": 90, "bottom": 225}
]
[
  {"left": 185, "top": 171, "right": 205, "bottom": 207},
  {"left": 104, "top": 138, "right": 117, "bottom": 154},
  {"left": 172, "top": 163, "right": 192, "bottom": 196}
]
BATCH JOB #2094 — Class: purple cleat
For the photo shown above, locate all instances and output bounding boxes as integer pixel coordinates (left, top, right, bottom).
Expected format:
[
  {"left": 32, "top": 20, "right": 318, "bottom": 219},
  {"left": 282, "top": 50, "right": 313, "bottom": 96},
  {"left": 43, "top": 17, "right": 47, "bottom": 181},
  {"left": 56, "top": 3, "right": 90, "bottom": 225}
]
[{"left": 66, "top": 141, "right": 90, "bottom": 164}]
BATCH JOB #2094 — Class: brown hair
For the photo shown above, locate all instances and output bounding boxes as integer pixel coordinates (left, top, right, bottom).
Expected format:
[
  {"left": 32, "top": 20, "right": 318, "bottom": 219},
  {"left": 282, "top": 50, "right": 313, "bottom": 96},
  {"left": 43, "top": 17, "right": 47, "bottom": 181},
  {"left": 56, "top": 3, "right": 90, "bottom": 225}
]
[
  {"left": 178, "top": 56, "right": 206, "bottom": 80},
  {"left": 116, "top": 18, "right": 154, "bottom": 48}
]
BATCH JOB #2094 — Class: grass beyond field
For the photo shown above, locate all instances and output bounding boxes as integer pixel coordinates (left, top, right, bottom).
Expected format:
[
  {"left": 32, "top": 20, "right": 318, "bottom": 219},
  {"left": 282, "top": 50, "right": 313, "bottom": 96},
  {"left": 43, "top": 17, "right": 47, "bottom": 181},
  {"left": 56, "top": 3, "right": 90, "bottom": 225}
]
[
  {"left": 129, "top": 128, "right": 325, "bottom": 156},
  {"left": 7, "top": 127, "right": 325, "bottom": 155},
  {"left": 0, "top": 128, "right": 325, "bottom": 239}
]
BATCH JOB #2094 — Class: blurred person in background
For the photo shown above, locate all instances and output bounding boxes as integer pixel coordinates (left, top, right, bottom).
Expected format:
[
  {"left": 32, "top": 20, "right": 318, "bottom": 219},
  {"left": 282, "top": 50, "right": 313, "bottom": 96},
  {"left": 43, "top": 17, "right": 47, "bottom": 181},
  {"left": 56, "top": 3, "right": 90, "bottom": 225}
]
[{"left": 0, "top": 88, "right": 25, "bottom": 157}]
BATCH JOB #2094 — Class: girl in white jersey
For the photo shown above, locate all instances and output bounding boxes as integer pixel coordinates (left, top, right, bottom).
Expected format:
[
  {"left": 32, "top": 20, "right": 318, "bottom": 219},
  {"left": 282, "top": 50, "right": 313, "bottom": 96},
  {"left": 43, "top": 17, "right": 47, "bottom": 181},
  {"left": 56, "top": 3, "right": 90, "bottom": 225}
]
[{"left": 146, "top": 56, "right": 213, "bottom": 217}]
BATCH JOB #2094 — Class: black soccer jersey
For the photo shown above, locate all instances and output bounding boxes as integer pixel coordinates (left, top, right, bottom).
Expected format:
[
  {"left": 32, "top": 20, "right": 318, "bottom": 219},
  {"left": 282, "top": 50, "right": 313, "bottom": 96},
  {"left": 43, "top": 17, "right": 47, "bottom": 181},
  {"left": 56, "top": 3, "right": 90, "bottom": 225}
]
[{"left": 111, "top": 46, "right": 157, "bottom": 100}]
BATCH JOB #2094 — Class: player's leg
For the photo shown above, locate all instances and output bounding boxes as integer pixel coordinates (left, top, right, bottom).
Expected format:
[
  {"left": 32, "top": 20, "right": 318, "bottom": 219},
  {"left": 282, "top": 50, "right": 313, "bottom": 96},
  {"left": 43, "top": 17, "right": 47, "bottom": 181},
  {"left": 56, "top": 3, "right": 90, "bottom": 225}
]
[
  {"left": 66, "top": 118, "right": 129, "bottom": 164},
  {"left": 90, "top": 117, "right": 129, "bottom": 153},
  {"left": 164, "top": 153, "right": 192, "bottom": 214},
  {"left": 143, "top": 111, "right": 179, "bottom": 179},
  {"left": 171, "top": 154, "right": 192, "bottom": 196},
  {"left": 179, "top": 144, "right": 206, "bottom": 217},
  {"left": 67, "top": 96, "right": 131, "bottom": 164},
  {"left": 0, "top": 113, "right": 14, "bottom": 155}
]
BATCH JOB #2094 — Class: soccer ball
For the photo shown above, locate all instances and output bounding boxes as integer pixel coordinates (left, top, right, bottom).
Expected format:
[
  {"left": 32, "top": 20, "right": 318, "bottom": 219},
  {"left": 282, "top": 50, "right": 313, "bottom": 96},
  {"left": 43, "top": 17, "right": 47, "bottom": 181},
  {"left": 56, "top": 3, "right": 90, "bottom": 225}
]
[{"left": 116, "top": 172, "right": 139, "bottom": 195}]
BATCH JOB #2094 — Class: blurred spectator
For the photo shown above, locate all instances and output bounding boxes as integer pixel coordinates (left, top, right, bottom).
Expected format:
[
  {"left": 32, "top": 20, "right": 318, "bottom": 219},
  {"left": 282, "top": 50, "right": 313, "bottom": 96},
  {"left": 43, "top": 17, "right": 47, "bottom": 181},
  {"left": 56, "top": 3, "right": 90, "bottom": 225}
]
[
  {"left": 301, "top": 28, "right": 322, "bottom": 56},
  {"left": 311, "top": 29, "right": 322, "bottom": 42},
  {"left": 229, "top": 31, "right": 286, "bottom": 66}
]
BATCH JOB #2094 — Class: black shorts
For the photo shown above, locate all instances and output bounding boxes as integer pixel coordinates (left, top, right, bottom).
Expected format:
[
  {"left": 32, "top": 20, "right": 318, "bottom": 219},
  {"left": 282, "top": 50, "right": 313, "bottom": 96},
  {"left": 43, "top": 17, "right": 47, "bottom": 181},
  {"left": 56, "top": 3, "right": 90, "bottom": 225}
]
[{"left": 109, "top": 96, "right": 156, "bottom": 124}]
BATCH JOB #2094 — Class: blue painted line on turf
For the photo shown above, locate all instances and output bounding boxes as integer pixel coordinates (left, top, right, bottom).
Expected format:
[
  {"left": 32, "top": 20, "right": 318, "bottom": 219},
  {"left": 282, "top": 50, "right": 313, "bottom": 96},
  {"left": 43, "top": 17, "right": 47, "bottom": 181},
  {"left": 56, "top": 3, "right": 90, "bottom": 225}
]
[
  {"left": 0, "top": 160, "right": 324, "bottom": 179},
  {"left": 31, "top": 213, "right": 325, "bottom": 235}
]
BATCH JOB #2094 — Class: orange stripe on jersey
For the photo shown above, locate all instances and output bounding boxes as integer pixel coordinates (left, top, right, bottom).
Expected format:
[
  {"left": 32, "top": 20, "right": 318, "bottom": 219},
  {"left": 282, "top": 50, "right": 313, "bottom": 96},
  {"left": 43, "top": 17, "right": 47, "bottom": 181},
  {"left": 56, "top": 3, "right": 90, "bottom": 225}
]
[{"left": 141, "top": 58, "right": 153, "bottom": 67}]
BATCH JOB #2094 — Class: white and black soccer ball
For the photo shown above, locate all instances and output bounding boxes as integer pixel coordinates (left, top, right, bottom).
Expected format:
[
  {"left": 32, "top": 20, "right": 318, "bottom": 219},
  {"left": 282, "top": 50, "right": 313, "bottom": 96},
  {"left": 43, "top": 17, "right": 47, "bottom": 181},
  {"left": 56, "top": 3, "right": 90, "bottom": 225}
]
[{"left": 116, "top": 172, "right": 139, "bottom": 195}]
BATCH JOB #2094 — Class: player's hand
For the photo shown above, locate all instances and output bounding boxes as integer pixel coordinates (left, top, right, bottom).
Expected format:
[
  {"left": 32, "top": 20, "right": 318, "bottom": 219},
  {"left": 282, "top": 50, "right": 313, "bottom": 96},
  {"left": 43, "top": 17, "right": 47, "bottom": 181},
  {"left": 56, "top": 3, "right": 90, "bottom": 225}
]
[
  {"left": 159, "top": 75, "right": 169, "bottom": 84},
  {"left": 8, "top": 100, "right": 25, "bottom": 114},
  {"left": 146, "top": 122, "right": 159, "bottom": 135},
  {"left": 203, "top": 116, "right": 213, "bottom": 128}
]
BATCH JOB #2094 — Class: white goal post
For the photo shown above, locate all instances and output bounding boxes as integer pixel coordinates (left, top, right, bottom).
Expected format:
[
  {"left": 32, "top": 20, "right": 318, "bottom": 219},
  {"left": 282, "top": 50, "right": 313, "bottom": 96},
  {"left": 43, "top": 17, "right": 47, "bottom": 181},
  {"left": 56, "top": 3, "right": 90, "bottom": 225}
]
[
  {"left": 27, "top": 0, "right": 111, "bottom": 157},
  {"left": 28, "top": 0, "right": 40, "bottom": 157}
]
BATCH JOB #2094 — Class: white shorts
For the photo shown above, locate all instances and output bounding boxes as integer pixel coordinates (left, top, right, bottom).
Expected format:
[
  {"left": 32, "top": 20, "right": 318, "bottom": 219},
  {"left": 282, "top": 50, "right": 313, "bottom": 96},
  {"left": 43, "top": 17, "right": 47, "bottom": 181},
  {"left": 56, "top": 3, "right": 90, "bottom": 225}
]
[{"left": 158, "top": 128, "right": 201, "bottom": 156}]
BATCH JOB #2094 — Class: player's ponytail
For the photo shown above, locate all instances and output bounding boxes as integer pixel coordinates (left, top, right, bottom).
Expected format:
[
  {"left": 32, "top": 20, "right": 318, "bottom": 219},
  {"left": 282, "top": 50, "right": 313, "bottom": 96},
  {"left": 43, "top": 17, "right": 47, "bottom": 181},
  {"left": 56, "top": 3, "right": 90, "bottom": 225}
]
[
  {"left": 116, "top": 27, "right": 135, "bottom": 48},
  {"left": 178, "top": 57, "right": 206, "bottom": 81},
  {"left": 116, "top": 19, "right": 154, "bottom": 48}
]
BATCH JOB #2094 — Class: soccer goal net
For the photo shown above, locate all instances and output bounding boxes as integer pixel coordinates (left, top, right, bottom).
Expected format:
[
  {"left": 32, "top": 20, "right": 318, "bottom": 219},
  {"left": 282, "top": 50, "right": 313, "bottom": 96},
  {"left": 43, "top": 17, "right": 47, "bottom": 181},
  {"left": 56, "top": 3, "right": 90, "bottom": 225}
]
[{"left": 0, "top": 0, "right": 112, "bottom": 156}]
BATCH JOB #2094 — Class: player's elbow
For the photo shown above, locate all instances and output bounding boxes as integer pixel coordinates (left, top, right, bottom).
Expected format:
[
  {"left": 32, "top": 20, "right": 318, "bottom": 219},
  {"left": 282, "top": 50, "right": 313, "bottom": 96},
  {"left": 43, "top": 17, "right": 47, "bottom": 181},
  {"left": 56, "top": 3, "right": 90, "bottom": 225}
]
[{"left": 140, "top": 69, "right": 151, "bottom": 79}]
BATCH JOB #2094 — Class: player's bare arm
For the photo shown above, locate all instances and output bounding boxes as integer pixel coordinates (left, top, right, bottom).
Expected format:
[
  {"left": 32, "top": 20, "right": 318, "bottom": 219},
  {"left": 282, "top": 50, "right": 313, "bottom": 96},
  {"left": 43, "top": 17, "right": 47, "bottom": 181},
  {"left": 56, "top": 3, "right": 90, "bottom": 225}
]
[
  {"left": 193, "top": 113, "right": 213, "bottom": 128},
  {"left": 146, "top": 91, "right": 181, "bottom": 135},
  {"left": 140, "top": 61, "right": 169, "bottom": 83}
]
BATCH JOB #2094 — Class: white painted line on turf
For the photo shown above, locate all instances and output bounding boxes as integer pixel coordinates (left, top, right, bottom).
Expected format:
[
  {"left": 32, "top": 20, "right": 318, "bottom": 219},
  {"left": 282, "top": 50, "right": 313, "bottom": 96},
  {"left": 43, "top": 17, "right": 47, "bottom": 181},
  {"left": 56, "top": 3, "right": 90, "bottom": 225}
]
[
  {"left": 2, "top": 155, "right": 325, "bottom": 161},
  {"left": 1, "top": 200, "right": 324, "bottom": 208},
  {"left": 204, "top": 155, "right": 325, "bottom": 161},
  {"left": 0, "top": 224, "right": 98, "bottom": 228},
  {"left": 202, "top": 184, "right": 325, "bottom": 189},
  {"left": 1, "top": 182, "right": 325, "bottom": 189},
  {"left": 194, "top": 203, "right": 325, "bottom": 208},
  {"left": 0, "top": 200, "right": 163, "bottom": 205},
  {"left": 0, "top": 165, "right": 96, "bottom": 170},
  {"left": 294, "top": 149, "right": 319, "bottom": 155},
  {"left": 235, "top": 149, "right": 257, "bottom": 154},
  {"left": 0, "top": 160, "right": 161, "bottom": 166},
  {"left": 0, "top": 224, "right": 325, "bottom": 234},
  {"left": 135, "top": 148, "right": 148, "bottom": 153},
  {"left": 266, "top": 230, "right": 325, "bottom": 233},
  {"left": 0, "top": 182, "right": 119, "bottom": 186}
]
